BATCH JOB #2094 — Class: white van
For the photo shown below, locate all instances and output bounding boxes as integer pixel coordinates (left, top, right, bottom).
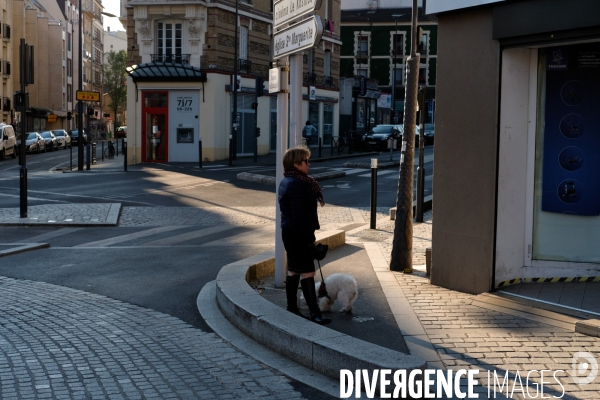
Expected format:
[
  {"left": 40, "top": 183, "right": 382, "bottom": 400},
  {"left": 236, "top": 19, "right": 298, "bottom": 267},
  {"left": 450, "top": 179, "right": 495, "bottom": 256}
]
[{"left": 0, "top": 123, "right": 17, "bottom": 160}]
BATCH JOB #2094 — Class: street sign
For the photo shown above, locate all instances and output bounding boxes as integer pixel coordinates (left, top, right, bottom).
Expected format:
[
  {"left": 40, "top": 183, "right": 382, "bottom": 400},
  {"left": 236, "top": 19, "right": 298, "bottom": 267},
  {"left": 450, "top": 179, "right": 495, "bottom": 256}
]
[
  {"left": 269, "top": 68, "right": 280, "bottom": 93},
  {"left": 76, "top": 90, "right": 100, "bottom": 102},
  {"left": 273, "top": 16, "right": 323, "bottom": 59},
  {"left": 309, "top": 86, "right": 316, "bottom": 100},
  {"left": 47, "top": 114, "right": 57, "bottom": 123},
  {"left": 274, "top": 0, "right": 323, "bottom": 29}
]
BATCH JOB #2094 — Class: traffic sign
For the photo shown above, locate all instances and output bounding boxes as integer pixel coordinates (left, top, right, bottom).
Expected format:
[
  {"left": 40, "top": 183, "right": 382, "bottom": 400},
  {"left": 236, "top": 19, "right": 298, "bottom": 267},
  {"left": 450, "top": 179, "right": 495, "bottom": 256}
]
[
  {"left": 273, "top": 16, "right": 323, "bottom": 59},
  {"left": 269, "top": 68, "right": 280, "bottom": 93},
  {"left": 47, "top": 114, "right": 57, "bottom": 123},
  {"left": 76, "top": 90, "right": 100, "bottom": 102},
  {"left": 274, "top": 0, "right": 323, "bottom": 29}
]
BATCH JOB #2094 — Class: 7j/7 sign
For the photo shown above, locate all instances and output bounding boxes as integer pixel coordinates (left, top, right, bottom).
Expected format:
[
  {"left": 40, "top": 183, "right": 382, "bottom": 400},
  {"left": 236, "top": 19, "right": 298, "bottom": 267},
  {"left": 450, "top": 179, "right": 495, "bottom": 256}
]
[{"left": 273, "top": 16, "right": 323, "bottom": 59}]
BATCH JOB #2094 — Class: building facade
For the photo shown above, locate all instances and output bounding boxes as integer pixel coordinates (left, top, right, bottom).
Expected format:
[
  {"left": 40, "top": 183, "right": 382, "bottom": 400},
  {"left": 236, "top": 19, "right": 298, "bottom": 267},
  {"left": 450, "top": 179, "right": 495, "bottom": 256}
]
[
  {"left": 123, "top": 0, "right": 341, "bottom": 163},
  {"left": 427, "top": 0, "right": 600, "bottom": 293},
  {"left": 340, "top": 3, "right": 437, "bottom": 135}
]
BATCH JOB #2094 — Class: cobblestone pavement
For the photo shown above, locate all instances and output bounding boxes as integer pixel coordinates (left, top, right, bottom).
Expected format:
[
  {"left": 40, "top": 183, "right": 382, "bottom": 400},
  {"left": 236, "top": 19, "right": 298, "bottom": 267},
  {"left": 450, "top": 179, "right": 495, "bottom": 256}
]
[
  {"left": 358, "top": 212, "right": 600, "bottom": 399},
  {"left": 0, "top": 204, "right": 120, "bottom": 226},
  {"left": 0, "top": 276, "right": 308, "bottom": 400}
]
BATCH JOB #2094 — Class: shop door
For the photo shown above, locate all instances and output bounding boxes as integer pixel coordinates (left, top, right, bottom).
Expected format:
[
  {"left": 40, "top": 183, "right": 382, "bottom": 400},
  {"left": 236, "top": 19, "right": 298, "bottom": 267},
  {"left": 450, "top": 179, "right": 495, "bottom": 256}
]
[
  {"left": 234, "top": 95, "right": 256, "bottom": 155},
  {"left": 142, "top": 92, "right": 168, "bottom": 162}
]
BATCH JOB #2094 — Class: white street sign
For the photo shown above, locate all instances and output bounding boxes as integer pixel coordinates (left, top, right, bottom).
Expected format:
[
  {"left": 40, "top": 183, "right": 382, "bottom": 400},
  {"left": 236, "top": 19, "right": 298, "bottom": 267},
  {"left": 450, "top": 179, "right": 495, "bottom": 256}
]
[
  {"left": 269, "top": 68, "right": 280, "bottom": 93},
  {"left": 274, "top": 0, "right": 323, "bottom": 29},
  {"left": 273, "top": 16, "right": 323, "bottom": 60},
  {"left": 309, "top": 86, "right": 316, "bottom": 100}
]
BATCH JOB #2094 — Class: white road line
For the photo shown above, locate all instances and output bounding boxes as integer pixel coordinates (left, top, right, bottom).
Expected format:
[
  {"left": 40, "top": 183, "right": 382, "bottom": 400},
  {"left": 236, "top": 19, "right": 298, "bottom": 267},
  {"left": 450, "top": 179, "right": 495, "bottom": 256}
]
[
  {"left": 0, "top": 186, "right": 156, "bottom": 206},
  {"left": 0, "top": 192, "right": 66, "bottom": 202},
  {"left": 142, "top": 225, "right": 237, "bottom": 246},
  {"left": 208, "top": 166, "right": 257, "bottom": 171},
  {"left": 358, "top": 170, "right": 396, "bottom": 178},
  {"left": 341, "top": 169, "right": 367, "bottom": 175},
  {"left": 200, "top": 226, "right": 274, "bottom": 247},
  {"left": 18, "top": 227, "right": 84, "bottom": 243},
  {"left": 201, "top": 165, "right": 227, "bottom": 168},
  {"left": 75, "top": 225, "right": 188, "bottom": 248}
]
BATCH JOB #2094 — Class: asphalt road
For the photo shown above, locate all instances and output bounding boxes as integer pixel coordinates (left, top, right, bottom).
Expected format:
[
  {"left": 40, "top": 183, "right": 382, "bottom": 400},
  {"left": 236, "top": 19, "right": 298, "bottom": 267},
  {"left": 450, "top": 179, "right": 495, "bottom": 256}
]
[{"left": 0, "top": 146, "right": 434, "bottom": 399}]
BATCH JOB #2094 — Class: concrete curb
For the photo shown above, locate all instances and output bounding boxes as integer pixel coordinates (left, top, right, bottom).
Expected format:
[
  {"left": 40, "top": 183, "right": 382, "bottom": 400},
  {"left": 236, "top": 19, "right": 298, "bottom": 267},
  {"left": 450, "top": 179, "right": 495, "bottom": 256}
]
[
  {"left": 0, "top": 243, "right": 49, "bottom": 258},
  {"left": 237, "top": 171, "right": 346, "bottom": 185},
  {"left": 215, "top": 229, "right": 426, "bottom": 380},
  {"left": 389, "top": 197, "right": 433, "bottom": 220}
]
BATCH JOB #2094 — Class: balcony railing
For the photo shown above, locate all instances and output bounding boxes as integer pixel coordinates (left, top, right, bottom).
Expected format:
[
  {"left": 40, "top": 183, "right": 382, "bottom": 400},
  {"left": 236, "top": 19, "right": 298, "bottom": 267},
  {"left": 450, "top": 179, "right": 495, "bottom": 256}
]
[
  {"left": 3, "top": 97, "right": 10, "bottom": 111},
  {"left": 303, "top": 73, "right": 338, "bottom": 89},
  {"left": 323, "top": 75, "right": 338, "bottom": 88},
  {"left": 238, "top": 59, "right": 252, "bottom": 74},
  {"left": 303, "top": 72, "right": 317, "bottom": 85},
  {"left": 151, "top": 54, "right": 191, "bottom": 65}
]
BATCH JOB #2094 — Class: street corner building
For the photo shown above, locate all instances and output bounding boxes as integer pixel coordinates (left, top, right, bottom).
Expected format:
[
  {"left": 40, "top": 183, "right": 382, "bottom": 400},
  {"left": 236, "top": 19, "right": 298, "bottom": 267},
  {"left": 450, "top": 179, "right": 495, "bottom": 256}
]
[
  {"left": 123, "top": 0, "right": 342, "bottom": 164},
  {"left": 428, "top": 0, "right": 600, "bottom": 293}
]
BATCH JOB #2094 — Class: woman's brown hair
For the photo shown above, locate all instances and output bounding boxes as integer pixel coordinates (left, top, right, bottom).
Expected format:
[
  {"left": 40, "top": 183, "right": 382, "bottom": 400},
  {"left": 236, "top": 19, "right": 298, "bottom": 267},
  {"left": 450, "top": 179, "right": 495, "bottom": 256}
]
[{"left": 282, "top": 146, "right": 311, "bottom": 170}]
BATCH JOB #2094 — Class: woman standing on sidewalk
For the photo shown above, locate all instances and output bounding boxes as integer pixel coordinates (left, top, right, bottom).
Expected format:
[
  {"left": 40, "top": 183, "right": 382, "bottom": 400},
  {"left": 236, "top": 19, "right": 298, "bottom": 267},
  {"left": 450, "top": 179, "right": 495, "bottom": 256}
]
[{"left": 279, "top": 146, "right": 331, "bottom": 325}]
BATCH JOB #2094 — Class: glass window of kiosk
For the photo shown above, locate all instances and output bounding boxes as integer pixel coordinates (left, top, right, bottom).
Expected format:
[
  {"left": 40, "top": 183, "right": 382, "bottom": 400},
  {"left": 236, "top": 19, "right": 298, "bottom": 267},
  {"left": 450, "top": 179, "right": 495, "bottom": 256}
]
[{"left": 323, "top": 104, "right": 333, "bottom": 146}]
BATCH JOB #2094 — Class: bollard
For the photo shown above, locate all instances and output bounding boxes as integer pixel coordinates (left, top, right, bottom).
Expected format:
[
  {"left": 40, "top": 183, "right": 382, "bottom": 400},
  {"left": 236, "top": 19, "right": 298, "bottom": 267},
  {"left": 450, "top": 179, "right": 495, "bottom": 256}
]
[
  {"left": 123, "top": 138, "right": 127, "bottom": 172},
  {"left": 199, "top": 139, "right": 203, "bottom": 168},
  {"left": 86, "top": 143, "right": 90, "bottom": 170},
  {"left": 318, "top": 137, "right": 322, "bottom": 158},
  {"left": 426, "top": 247, "right": 432, "bottom": 276},
  {"left": 70, "top": 145, "right": 73, "bottom": 170},
  {"left": 228, "top": 136, "right": 233, "bottom": 166},
  {"left": 101, "top": 141, "right": 104, "bottom": 161},
  {"left": 370, "top": 158, "right": 378, "bottom": 229},
  {"left": 92, "top": 143, "right": 97, "bottom": 165},
  {"left": 116, "top": 139, "right": 119, "bottom": 157},
  {"left": 331, "top": 138, "right": 334, "bottom": 157}
]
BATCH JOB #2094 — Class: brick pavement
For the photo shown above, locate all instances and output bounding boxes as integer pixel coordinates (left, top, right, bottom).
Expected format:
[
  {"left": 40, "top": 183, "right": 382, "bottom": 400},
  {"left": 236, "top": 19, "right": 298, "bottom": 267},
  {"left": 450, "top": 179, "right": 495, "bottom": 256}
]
[
  {"left": 360, "top": 211, "right": 600, "bottom": 399},
  {"left": 0, "top": 276, "right": 308, "bottom": 400}
]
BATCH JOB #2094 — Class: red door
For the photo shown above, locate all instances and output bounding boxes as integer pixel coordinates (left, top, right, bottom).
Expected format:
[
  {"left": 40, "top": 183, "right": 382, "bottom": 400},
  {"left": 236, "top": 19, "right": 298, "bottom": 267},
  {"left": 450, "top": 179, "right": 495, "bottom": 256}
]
[{"left": 142, "top": 92, "right": 168, "bottom": 162}]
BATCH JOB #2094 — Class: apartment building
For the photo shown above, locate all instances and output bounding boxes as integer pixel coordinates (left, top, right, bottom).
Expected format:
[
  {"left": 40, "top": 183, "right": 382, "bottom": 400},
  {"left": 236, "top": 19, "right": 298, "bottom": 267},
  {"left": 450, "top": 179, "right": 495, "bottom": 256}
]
[{"left": 122, "top": 0, "right": 341, "bottom": 163}]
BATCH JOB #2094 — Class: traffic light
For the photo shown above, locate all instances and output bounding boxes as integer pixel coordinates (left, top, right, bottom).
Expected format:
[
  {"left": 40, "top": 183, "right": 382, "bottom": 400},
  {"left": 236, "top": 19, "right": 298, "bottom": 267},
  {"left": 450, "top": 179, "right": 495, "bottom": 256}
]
[
  {"left": 67, "top": 112, "right": 72, "bottom": 121},
  {"left": 255, "top": 127, "right": 261, "bottom": 138},
  {"left": 13, "top": 91, "right": 29, "bottom": 109},
  {"left": 87, "top": 107, "right": 94, "bottom": 116},
  {"left": 255, "top": 77, "right": 265, "bottom": 97},
  {"left": 251, "top": 102, "right": 258, "bottom": 110}
]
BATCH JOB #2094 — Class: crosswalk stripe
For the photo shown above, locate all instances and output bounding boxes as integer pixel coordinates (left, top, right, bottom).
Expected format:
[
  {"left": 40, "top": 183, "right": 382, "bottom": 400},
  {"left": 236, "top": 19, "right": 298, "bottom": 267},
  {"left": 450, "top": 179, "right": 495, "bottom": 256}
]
[
  {"left": 142, "top": 225, "right": 237, "bottom": 246},
  {"left": 18, "top": 227, "right": 84, "bottom": 243},
  {"left": 358, "top": 170, "right": 397, "bottom": 178},
  {"left": 200, "top": 225, "right": 275, "bottom": 247},
  {"left": 75, "top": 225, "right": 187, "bottom": 248}
]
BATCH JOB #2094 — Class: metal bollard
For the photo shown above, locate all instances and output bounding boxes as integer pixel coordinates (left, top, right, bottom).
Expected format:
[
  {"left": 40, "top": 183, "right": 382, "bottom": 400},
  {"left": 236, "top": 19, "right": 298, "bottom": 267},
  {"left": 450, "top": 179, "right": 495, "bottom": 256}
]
[
  {"left": 228, "top": 136, "right": 233, "bottom": 166},
  {"left": 116, "top": 139, "right": 119, "bottom": 157},
  {"left": 426, "top": 247, "right": 432, "bottom": 276},
  {"left": 92, "top": 143, "right": 97, "bottom": 164},
  {"left": 370, "top": 158, "right": 378, "bottom": 229},
  {"left": 199, "top": 139, "right": 203, "bottom": 168},
  {"left": 123, "top": 138, "right": 127, "bottom": 172},
  {"left": 101, "top": 141, "right": 104, "bottom": 161},
  {"left": 331, "top": 139, "right": 334, "bottom": 157},
  {"left": 86, "top": 143, "right": 90, "bottom": 170},
  {"left": 318, "top": 137, "right": 322, "bottom": 158},
  {"left": 70, "top": 145, "right": 73, "bottom": 170}
]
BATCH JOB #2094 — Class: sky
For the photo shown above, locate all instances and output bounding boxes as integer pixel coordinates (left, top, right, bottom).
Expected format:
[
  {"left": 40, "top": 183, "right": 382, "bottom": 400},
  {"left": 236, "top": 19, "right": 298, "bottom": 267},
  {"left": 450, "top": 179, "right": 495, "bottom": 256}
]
[{"left": 102, "top": 0, "right": 125, "bottom": 32}]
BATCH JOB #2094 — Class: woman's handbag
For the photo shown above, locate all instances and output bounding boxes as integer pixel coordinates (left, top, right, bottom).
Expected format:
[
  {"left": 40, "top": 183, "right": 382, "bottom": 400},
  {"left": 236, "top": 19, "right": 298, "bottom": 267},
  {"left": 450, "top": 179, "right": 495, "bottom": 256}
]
[{"left": 313, "top": 243, "right": 328, "bottom": 261}]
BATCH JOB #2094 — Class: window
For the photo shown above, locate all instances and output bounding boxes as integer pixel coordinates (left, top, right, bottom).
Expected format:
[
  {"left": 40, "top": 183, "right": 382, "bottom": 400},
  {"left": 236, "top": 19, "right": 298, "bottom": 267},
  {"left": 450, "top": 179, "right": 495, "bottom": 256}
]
[
  {"left": 67, "top": 33, "right": 71, "bottom": 51},
  {"left": 157, "top": 22, "right": 183, "bottom": 60},
  {"left": 67, "top": 59, "right": 72, "bottom": 77},
  {"left": 392, "top": 67, "right": 402, "bottom": 86},
  {"left": 419, "top": 67, "right": 427, "bottom": 85},
  {"left": 239, "top": 26, "right": 248, "bottom": 61},
  {"left": 324, "top": 50, "right": 331, "bottom": 77},
  {"left": 356, "top": 68, "right": 368, "bottom": 77},
  {"left": 420, "top": 32, "right": 428, "bottom": 57},
  {"left": 307, "top": 49, "right": 314, "bottom": 73},
  {"left": 356, "top": 35, "right": 368, "bottom": 59},
  {"left": 392, "top": 34, "right": 403, "bottom": 58},
  {"left": 67, "top": 84, "right": 72, "bottom": 102}
]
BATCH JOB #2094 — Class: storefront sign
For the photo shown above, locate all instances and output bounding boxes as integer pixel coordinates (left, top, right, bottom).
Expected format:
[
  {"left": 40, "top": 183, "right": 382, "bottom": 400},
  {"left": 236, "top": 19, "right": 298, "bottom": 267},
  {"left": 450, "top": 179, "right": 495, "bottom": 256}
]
[
  {"left": 273, "top": 16, "right": 323, "bottom": 59},
  {"left": 377, "top": 93, "right": 391, "bottom": 109},
  {"left": 175, "top": 96, "right": 194, "bottom": 112},
  {"left": 274, "top": 0, "right": 323, "bottom": 29}
]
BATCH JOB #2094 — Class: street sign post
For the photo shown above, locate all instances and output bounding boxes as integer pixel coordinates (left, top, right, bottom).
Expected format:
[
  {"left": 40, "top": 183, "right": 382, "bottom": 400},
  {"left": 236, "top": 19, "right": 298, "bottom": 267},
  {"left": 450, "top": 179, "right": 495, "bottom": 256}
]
[
  {"left": 269, "top": 68, "right": 280, "bottom": 93},
  {"left": 273, "top": 16, "right": 323, "bottom": 59},
  {"left": 274, "top": 0, "right": 323, "bottom": 28}
]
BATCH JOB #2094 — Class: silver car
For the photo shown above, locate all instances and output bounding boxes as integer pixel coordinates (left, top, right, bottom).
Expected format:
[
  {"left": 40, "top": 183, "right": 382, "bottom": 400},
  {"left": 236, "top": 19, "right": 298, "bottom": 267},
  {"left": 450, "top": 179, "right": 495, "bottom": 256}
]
[
  {"left": 52, "top": 129, "right": 72, "bottom": 149},
  {"left": 40, "top": 131, "right": 59, "bottom": 151},
  {"left": 16, "top": 132, "right": 46, "bottom": 154}
]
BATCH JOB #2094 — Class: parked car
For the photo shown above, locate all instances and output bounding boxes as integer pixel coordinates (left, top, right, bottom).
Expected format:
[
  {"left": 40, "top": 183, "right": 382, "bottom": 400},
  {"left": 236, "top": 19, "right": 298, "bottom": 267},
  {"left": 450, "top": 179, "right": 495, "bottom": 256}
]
[
  {"left": 396, "top": 124, "right": 422, "bottom": 147},
  {"left": 52, "top": 130, "right": 72, "bottom": 149},
  {"left": 363, "top": 125, "right": 401, "bottom": 151},
  {"left": 40, "top": 131, "right": 59, "bottom": 151},
  {"left": 424, "top": 123, "right": 435, "bottom": 145},
  {"left": 115, "top": 126, "right": 127, "bottom": 138},
  {"left": 16, "top": 132, "right": 46, "bottom": 154},
  {"left": 0, "top": 123, "right": 17, "bottom": 160},
  {"left": 69, "top": 129, "right": 88, "bottom": 146}
]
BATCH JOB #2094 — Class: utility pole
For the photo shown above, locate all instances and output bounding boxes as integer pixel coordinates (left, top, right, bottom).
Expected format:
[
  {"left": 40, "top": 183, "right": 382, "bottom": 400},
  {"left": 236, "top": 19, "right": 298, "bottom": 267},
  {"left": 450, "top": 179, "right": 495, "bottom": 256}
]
[
  {"left": 230, "top": 0, "right": 240, "bottom": 166},
  {"left": 390, "top": 0, "right": 420, "bottom": 273}
]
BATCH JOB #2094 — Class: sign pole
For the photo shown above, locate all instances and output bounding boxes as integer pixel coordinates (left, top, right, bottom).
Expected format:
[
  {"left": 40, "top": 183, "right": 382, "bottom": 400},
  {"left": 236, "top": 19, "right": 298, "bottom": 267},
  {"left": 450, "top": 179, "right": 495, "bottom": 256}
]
[
  {"left": 19, "top": 39, "right": 28, "bottom": 218},
  {"left": 275, "top": 58, "right": 289, "bottom": 288},
  {"left": 289, "top": 54, "right": 303, "bottom": 147}
]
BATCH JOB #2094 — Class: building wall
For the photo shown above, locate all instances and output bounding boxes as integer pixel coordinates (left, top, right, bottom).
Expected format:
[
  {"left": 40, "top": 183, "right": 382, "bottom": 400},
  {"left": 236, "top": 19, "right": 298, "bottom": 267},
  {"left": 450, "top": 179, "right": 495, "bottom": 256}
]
[
  {"left": 1, "top": 0, "right": 13, "bottom": 125},
  {"left": 430, "top": 7, "right": 499, "bottom": 294}
]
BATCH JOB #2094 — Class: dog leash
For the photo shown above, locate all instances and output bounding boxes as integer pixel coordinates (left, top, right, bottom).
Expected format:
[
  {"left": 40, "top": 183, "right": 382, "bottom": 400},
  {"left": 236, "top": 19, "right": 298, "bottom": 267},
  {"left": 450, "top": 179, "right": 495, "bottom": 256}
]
[{"left": 316, "top": 259, "right": 330, "bottom": 299}]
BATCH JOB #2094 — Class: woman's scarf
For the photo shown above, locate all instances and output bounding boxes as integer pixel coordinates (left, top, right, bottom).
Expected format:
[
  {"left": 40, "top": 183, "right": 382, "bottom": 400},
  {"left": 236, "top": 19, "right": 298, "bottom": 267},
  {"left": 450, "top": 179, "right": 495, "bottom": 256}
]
[{"left": 284, "top": 168, "right": 325, "bottom": 206}]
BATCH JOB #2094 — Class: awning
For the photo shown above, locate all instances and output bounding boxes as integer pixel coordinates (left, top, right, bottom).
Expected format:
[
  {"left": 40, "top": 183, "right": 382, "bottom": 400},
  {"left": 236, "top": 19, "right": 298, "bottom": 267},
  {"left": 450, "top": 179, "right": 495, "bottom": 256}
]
[{"left": 126, "top": 62, "right": 207, "bottom": 83}]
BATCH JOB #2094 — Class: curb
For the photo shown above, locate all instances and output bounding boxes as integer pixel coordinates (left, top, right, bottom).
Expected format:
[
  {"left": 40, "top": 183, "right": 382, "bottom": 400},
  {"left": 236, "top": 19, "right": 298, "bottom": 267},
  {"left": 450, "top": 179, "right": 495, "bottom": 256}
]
[
  {"left": 342, "top": 160, "right": 400, "bottom": 169},
  {"left": 237, "top": 171, "right": 346, "bottom": 185},
  {"left": 214, "top": 229, "right": 426, "bottom": 380},
  {"left": 0, "top": 243, "right": 49, "bottom": 258}
]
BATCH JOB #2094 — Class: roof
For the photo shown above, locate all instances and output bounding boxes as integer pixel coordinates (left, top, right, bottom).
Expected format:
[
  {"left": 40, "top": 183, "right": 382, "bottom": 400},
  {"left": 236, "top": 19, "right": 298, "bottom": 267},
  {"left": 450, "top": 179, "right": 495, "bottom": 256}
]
[
  {"left": 341, "top": 8, "right": 434, "bottom": 24},
  {"left": 126, "top": 62, "right": 207, "bottom": 83}
]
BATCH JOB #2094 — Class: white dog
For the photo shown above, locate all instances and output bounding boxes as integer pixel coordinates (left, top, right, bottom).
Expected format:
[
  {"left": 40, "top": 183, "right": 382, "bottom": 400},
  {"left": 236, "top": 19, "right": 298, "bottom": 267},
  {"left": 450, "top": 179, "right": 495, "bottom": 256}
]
[{"left": 299, "top": 273, "right": 358, "bottom": 313}]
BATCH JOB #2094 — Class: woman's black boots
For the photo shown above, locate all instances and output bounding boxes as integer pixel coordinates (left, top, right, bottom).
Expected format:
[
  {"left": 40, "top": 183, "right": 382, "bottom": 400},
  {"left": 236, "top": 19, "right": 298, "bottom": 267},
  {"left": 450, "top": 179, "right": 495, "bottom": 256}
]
[
  {"left": 286, "top": 274, "right": 304, "bottom": 317},
  {"left": 301, "top": 277, "right": 332, "bottom": 325}
]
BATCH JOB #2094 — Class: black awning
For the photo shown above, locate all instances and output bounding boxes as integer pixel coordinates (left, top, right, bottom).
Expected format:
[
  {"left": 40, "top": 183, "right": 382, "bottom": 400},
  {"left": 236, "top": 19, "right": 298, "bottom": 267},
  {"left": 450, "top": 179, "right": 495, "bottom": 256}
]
[{"left": 126, "top": 62, "right": 207, "bottom": 83}]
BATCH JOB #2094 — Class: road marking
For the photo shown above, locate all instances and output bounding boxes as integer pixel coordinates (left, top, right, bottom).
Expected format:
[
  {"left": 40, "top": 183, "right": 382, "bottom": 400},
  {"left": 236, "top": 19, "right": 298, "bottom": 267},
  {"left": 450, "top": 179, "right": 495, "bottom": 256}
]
[
  {"left": 208, "top": 166, "right": 257, "bottom": 171},
  {"left": 357, "top": 170, "right": 397, "bottom": 178},
  {"left": 200, "top": 225, "right": 274, "bottom": 247},
  {"left": 142, "top": 225, "right": 237, "bottom": 246},
  {"left": 17, "top": 227, "right": 84, "bottom": 243},
  {"left": 74, "top": 226, "right": 187, "bottom": 247},
  {"left": 0, "top": 186, "right": 156, "bottom": 206}
]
